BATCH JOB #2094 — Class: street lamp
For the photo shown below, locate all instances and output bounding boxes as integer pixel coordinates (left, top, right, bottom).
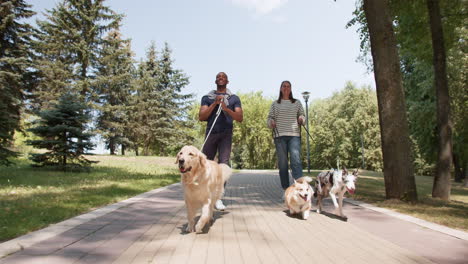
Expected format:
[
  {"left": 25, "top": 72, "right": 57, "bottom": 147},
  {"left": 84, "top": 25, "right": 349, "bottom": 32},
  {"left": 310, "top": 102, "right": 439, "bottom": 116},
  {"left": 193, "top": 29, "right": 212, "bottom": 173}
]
[{"left": 301, "top": 91, "right": 311, "bottom": 173}]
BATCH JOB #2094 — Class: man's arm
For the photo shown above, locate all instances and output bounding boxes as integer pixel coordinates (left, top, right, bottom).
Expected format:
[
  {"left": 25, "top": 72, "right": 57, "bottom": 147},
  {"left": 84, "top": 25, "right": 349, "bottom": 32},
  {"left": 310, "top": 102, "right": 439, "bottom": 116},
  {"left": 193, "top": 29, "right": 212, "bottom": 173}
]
[
  {"left": 199, "top": 95, "right": 223, "bottom": 121},
  {"left": 221, "top": 103, "right": 243, "bottom": 122}
]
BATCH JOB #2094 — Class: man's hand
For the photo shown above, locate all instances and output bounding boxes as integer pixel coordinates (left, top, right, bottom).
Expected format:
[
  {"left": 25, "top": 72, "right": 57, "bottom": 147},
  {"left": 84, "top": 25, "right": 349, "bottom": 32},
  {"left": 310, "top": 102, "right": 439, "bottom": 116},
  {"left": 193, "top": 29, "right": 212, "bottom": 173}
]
[{"left": 215, "top": 95, "right": 224, "bottom": 105}]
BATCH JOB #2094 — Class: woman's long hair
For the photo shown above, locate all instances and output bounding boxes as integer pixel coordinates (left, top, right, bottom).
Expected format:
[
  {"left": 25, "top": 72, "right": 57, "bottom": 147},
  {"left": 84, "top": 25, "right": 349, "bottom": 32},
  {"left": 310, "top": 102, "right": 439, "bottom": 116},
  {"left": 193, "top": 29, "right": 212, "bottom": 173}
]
[{"left": 276, "top": 80, "right": 296, "bottom": 104}]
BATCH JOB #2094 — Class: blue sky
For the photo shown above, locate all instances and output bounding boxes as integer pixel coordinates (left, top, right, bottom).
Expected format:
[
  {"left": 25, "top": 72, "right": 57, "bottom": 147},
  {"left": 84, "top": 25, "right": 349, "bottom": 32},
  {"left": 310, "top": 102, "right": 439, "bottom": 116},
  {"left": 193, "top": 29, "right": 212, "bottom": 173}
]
[{"left": 30, "top": 0, "right": 374, "bottom": 103}]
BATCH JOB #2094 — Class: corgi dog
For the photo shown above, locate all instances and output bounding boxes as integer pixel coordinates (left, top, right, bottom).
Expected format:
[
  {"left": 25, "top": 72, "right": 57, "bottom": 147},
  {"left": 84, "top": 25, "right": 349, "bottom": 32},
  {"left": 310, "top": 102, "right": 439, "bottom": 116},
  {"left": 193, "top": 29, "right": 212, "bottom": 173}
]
[{"left": 284, "top": 176, "right": 314, "bottom": 220}]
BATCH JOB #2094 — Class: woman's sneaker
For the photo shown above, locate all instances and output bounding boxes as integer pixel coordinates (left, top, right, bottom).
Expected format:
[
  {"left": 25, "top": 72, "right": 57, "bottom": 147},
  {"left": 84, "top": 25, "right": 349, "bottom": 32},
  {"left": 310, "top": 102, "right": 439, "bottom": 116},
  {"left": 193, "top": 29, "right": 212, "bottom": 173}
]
[{"left": 215, "top": 199, "right": 226, "bottom": 211}]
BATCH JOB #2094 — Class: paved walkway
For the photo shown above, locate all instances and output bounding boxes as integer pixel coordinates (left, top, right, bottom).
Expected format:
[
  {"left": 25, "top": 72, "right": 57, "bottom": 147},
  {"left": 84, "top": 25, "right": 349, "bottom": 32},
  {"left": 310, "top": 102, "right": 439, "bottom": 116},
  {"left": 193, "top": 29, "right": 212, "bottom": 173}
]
[{"left": 1, "top": 171, "right": 467, "bottom": 264}]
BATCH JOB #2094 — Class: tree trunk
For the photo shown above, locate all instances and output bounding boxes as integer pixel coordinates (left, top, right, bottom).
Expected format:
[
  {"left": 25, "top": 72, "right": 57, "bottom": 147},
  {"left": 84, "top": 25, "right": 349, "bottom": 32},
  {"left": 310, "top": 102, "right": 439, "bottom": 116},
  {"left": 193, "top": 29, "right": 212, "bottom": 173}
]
[
  {"left": 363, "top": 0, "right": 418, "bottom": 201},
  {"left": 464, "top": 161, "right": 468, "bottom": 187},
  {"left": 453, "top": 153, "right": 462, "bottom": 182},
  {"left": 427, "top": 0, "right": 453, "bottom": 200},
  {"left": 134, "top": 146, "right": 139, "bottom": 156},
  {"left": 121, "top": 144, "right": 125, "bottom": 155},
  {"left": 109, "top": 138, "right": 115, "bottom": 155}
]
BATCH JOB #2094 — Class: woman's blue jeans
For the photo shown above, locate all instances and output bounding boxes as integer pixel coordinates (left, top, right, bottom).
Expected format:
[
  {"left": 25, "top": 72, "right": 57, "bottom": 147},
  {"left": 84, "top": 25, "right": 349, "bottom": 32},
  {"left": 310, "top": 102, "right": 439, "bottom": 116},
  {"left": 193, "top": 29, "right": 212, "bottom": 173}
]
[{"left": 274, "top": 136, "right": 303, "bottom": 190}]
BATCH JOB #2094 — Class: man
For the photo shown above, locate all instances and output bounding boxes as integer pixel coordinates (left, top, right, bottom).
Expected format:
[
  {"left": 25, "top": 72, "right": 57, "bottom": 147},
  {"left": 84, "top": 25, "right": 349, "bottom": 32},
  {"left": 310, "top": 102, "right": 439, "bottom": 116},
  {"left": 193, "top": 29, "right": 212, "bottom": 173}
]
[{"left": 199, "top": 72, "right": 243, "bottom": 210}]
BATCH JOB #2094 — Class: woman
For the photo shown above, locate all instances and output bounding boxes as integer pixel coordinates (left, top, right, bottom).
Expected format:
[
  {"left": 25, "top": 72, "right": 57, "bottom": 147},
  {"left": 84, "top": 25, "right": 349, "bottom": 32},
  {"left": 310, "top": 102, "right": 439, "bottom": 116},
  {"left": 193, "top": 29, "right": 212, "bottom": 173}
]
[{"left": 267, "top": 80, "right": 305, "bottom": 190}]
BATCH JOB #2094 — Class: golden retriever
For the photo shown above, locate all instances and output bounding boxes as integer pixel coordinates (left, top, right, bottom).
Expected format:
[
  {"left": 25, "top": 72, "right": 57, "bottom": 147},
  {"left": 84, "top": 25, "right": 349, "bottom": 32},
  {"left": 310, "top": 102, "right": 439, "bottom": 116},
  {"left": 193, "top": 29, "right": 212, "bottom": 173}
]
[
  {"left": 284, "top": 176, "right": 314, "bottom": 220},
  {"left": 175, "top": 145, "right": 232, "bottom": 233}
]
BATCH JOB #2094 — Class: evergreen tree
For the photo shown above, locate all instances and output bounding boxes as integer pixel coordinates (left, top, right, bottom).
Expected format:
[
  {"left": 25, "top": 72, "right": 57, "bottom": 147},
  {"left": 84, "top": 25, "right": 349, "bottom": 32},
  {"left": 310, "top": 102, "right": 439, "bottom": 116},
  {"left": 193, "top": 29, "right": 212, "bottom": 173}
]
[
  {"left": 131, "top": 44, "right": 162, "bottom": 156},
  {"left": 95, "top": 30, "right": 135, "bottom": 155},
  {"left": 155, "top": 43, "right": 192, "bottom": 155},
  {"left": 0, "top": 0, "right": 35, "bottom": 165},
  {"left": 131, "top": 42, "right": 192, "bottom": 156},
  {"left": 27, "top": 93, "right": 95, "bottom": 170},
  {"left": 33, "top": 0, "right": 123, "bottom": 108}
]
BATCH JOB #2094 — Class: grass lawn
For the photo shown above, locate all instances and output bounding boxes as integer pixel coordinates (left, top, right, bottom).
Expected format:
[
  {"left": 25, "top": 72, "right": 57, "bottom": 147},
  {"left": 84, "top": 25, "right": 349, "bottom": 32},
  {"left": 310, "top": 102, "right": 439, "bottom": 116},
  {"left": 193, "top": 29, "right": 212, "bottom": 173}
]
[
  {"left": 0, "top": 155, "right": 179, "bottom": 242},
  {"left": 306, "top": 170, "right": 468, "bottom": 232}
]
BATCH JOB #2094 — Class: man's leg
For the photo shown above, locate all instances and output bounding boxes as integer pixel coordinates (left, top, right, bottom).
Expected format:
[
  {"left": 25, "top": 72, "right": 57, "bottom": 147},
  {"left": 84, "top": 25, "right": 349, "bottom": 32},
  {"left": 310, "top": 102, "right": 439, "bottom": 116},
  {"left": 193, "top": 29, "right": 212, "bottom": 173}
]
[
  {"left": 215, "top": 132, "right": 232, "bottom": 210},
  {"left": 275, "top": 137, "right": 290, "bottom": 190},
  {"left": 289, "top": 136, "right": 303, "bottom": 180},
  {"left": 201, "top": 133, "right": 218, "bottom": 160},
  {"left": 217, "top": 132, "right": 232, "bottom": 164}
]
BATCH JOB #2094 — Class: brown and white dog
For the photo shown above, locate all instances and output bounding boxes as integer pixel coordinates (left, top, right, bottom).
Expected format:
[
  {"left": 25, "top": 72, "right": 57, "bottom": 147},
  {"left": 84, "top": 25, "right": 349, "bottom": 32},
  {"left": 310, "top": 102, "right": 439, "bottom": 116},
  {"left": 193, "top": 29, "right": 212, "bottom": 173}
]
[
  {"left": 315, "top": 168, "right": 358, "bottom": 218},
  {"left": 175, "top": 145, "right": 232, "bottom": 233},
  {"left": 284, "top": 176, "right": 314, "bottom": 220}
]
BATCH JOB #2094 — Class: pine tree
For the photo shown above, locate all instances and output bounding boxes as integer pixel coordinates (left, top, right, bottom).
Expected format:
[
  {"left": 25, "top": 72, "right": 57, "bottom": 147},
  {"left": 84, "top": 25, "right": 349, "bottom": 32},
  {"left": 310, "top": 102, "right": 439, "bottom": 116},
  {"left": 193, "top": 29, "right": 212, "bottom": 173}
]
[
  {"left": 131, "top": 43, "right": 163, "bottom": 155},
  {"left": 27, "top": 93, "right": 95, "bottom": 170},
  {"left": 154, "top": 43, "right": 192, "bottom": 155},
  {"left": 95, "top": 30, "right": 135, "bottom": 155},
  {"left": 0, "top": 0, "right": 35, "bottom": 165},
  {"left": 33, "top": 0, "right": 123, "bottom": 108},
  {"left": 131, "top": 42, "right": 192, "bottom": 156}
]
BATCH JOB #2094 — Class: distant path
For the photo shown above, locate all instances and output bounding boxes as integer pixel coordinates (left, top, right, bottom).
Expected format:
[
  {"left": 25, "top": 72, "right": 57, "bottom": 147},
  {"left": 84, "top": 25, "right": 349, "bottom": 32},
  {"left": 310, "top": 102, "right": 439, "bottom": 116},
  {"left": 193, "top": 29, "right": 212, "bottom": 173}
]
[{"left": 1, "top": 171, "right": 467, "bottom": 264}]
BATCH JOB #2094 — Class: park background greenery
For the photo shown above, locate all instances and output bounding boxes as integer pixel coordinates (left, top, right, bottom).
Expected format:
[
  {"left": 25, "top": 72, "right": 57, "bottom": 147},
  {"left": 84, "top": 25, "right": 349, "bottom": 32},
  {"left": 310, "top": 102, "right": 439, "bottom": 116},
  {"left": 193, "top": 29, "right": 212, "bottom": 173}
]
[{"left": 1, "top": 0, "right": 466, "bottom": 242}]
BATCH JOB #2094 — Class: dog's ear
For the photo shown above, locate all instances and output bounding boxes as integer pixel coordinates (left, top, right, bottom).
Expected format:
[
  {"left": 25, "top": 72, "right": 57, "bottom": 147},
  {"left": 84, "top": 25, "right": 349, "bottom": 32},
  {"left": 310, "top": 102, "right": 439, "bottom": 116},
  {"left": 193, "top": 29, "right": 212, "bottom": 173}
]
[
  {"left": 175, "top": 151, "right": 180, "bottom": 164},
  {"left": 353, "top": 168, "right": 359, "bottom": 178},
  {"left": 198, "top": 150, "right": 207, "bottom": 169}
]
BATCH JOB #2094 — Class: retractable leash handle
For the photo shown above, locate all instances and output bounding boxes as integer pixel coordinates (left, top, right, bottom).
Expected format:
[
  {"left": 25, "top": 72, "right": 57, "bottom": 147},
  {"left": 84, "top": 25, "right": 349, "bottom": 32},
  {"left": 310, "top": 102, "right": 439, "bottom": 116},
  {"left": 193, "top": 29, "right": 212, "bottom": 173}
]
[{"left": 200, "top": 104, "right": 223, "bottom": 151}]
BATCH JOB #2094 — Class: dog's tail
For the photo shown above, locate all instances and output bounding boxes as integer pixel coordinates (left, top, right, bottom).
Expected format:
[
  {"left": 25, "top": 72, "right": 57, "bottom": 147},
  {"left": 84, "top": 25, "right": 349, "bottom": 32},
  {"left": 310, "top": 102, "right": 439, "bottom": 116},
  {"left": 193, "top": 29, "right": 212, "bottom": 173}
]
[
  {"left": 219, "top": 163, "right": 232, "bottom": 183},
  {"left": 296, "top": 176, "right": 313, "bottom": 184}
]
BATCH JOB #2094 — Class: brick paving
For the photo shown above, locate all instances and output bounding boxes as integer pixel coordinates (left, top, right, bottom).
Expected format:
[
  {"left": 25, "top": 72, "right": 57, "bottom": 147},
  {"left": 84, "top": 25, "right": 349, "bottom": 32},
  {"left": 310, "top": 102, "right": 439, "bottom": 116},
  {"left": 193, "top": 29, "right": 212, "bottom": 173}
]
[{"left": 1, "top": 171, "right": 467, "bottom": 264}]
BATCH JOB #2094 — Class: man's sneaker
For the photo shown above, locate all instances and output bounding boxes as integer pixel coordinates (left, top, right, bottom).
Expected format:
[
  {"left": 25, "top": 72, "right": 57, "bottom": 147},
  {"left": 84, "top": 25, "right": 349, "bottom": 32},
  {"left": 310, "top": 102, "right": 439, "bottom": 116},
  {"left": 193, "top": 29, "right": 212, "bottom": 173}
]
[{"left": 215, "top": 199, "right": 226, "bottom": 211}]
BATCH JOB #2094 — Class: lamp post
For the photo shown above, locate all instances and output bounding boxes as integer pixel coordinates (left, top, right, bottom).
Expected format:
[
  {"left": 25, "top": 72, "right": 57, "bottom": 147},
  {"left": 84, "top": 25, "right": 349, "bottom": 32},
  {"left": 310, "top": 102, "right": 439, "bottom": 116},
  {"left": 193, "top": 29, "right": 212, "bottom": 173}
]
[{"left": 301, "top": 91, "right": 311, "bottom": 173}]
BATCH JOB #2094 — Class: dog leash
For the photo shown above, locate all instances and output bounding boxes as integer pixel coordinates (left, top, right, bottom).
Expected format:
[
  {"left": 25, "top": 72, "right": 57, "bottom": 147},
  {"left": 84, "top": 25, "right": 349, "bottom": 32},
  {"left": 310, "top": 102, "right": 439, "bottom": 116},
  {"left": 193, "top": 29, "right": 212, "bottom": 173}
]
[{"left": 200, "top": 101, "right": 223, "bottom": 151}]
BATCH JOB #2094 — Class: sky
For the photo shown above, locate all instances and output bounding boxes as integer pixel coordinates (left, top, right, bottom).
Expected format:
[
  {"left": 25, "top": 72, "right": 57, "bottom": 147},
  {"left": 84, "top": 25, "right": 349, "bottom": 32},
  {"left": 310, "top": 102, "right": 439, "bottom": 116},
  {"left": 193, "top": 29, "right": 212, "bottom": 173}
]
[{"left": 29, "top": 0, "right": 375, "bottom": 104}]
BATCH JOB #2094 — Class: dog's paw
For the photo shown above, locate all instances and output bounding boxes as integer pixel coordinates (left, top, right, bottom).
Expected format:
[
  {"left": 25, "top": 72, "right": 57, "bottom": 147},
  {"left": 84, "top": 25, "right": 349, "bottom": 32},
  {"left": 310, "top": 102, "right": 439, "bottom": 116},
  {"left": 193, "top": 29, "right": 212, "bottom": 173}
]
[
  {"left": 195, "top": 223, "right": 204, "bottom": 233},
  {"left": 185, "top": 225, "right": 195, "bottom": 233},
  {"left": 302, "top": 210, "right": 310, "bottom": 220},
  {"left": 316, "top": 209, "right": 321, "bottom": 214}
]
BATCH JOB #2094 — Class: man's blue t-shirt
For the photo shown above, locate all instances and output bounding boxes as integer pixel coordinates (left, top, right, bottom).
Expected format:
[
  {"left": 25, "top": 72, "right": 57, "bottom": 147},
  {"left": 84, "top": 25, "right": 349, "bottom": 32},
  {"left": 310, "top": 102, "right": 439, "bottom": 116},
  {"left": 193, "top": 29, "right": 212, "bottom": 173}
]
[{"left": 201, "top": 93, "right": 242, "bottom": 134}]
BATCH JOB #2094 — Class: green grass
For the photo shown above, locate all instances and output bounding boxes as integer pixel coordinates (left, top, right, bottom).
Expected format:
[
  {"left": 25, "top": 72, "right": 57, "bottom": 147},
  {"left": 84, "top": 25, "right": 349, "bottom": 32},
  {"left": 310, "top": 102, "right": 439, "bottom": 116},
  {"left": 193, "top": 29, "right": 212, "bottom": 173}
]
[
  {"left": 0, "top": 156, "right": 179, "bottom": 242},
  {"left": 306, "top": 170, "right": 468, "bottom": 232}
]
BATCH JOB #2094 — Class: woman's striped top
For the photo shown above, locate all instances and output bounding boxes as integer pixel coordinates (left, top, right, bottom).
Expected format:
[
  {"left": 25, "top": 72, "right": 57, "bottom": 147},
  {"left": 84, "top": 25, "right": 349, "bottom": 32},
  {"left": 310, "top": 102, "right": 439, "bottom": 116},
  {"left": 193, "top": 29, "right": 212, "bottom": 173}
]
[{"left": 267, "top": 99, "right": 305, "bottom": 138}]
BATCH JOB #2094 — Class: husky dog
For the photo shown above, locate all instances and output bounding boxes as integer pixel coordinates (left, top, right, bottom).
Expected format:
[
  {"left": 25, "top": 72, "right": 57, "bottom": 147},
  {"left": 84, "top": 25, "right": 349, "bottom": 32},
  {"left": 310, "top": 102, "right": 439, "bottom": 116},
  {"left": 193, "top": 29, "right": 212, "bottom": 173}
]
[
  {"left": 315, "top": 168, "right": 358, "bottom": 218},
  {"left": 284, "top": 176, "right": 314, "bottom": 220}
]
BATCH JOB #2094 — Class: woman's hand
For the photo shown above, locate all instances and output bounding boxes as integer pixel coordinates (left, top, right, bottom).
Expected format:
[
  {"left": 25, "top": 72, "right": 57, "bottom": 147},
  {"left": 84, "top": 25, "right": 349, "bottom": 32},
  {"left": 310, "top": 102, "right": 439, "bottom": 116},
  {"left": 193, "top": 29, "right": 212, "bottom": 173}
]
[
  {"left": 268, "top": 119, "right": 276, "bottom": 128},
  {"left": 298, "top": 116, "right": 305, "bottom": 126}
]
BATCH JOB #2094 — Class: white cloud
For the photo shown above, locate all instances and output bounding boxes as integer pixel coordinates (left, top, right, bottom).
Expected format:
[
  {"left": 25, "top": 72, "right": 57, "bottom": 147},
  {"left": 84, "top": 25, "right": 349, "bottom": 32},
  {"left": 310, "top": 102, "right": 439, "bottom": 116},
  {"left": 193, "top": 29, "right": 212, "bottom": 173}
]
[{"left": 230, "top": 0, "right": 289, "bottom": 15}]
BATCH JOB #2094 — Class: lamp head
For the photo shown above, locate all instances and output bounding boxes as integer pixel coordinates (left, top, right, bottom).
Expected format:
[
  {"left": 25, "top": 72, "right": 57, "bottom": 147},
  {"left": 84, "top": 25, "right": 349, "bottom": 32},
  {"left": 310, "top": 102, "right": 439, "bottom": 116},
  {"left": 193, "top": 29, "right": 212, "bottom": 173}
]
[{"left": 301, "top": 91, "right": 310, "bottom": 102}]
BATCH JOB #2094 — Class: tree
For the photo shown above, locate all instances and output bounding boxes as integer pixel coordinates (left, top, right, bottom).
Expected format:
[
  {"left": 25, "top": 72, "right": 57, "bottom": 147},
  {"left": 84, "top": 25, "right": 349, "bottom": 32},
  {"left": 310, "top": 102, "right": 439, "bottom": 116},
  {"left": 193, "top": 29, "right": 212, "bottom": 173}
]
[
  {"left": 0, "top": 0, "right": 35, "bottom": 165},
  {"left": 95, "top": 30, "right": 135, "bottom": 155},
  {"left": 426, "top": 0, "right": 453, "bottom": 200},
  {"left": 131, "top": 42, "right": 192, "bottom": 156},
  {"left": 33, "top": 0, "right": 123, "bottom": 107},
  {"left": 363, "top": 0, "right": 418, "bottom": 201},
  {"left": 27, "top": 93, "right": 95, "bottom": 170},
  {"left": 309, "top": 83, "right": 382, "bottom": 171},
  {"left": 389, "top": 0, "right": 464, "bottom": 190},
  {"left": 232, "top": 92, "right": 276, "bottom": 169}
]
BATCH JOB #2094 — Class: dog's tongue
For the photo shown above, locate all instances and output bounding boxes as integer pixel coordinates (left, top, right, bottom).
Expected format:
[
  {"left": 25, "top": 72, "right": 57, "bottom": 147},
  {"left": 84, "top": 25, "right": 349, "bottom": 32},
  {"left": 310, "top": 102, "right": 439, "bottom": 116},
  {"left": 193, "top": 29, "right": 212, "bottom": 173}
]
[
  {"left": 179, "top": 167, "right": 187, "bottom": 173},
  {"left": 347, "top": 188, "right": 355, "bottom": 195}
]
